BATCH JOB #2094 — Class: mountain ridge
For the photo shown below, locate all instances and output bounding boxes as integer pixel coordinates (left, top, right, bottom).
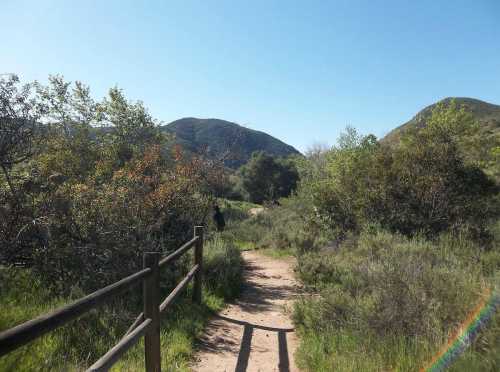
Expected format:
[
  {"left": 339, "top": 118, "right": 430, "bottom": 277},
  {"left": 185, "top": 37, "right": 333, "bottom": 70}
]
[
  {"left": 162, "top": 117, "right": 301, "bottom": 168},
  {"left": 385, "top": 97, "right": 500, "bottom": 142},
  {"left": 384, "top": 97, "right": 500, "bottom": 179}
]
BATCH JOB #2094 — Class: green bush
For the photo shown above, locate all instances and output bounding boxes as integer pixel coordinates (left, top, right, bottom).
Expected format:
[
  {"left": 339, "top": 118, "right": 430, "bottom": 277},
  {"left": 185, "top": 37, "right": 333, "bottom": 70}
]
[
  {"left": 221, "top": 210, "right": 272, "bottom": 247},
  {"left": 293, "top": 229, "right": 497, "bottom": 371},
  {"left": 238, "top": 151, "right": 299, "bottom": 204},
  {"left": 297, "top": 103, "right": 499, "bottom": 241},
  {"left": 203, "top": 236, "right": 243, "bottom": 299},
  {"left": 226, "top": 199, "right": 331, "bottom": 255},
  {"left": 0, "top": 76, "right": 230, "bottom": 295}
]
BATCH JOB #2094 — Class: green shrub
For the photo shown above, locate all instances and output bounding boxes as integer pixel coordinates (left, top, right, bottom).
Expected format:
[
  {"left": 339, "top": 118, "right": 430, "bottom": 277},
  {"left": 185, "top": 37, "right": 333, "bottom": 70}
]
[
  {"left": 238, "top": 151, "right": 299, "bottom": 204},
  {"left": 228, "top": 199, "right": 330, "bottom": 255},
  {"left": 297, "top": 103, "right": 499, "bottom": 241},
  {"left": 293, "top": 229, "right": 497, "bottom": 371},
  {"left": 203, "top": 236, "right": 243, "bottom": 299},
  {"left": 294, "top": 253, "right": 345, "bottom": 290}
]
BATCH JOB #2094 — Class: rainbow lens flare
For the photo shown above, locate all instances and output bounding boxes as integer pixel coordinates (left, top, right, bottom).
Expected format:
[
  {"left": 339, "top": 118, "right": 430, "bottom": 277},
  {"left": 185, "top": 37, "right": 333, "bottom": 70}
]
[{"left": 421, "top": 287, "right": 500, "bottom": 372}]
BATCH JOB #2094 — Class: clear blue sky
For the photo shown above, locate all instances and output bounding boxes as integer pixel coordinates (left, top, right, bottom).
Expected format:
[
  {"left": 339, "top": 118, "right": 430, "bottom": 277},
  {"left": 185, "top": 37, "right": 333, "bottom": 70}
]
[{"left": 2, "top": 0, "right": 499, "bottom": 152}]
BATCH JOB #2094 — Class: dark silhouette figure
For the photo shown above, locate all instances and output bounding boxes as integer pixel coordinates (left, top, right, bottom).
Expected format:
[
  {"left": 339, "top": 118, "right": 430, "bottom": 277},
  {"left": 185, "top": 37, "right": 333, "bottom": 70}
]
[{"left": 213, "top": 205, "right": 226, "bottom": 232}]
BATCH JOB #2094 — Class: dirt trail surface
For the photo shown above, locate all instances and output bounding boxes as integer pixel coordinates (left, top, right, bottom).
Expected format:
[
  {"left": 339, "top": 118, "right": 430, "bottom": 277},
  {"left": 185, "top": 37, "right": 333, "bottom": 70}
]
[
  {"left": 248, "top": 207, "right": 265, "bottom": 216},
  {"left": 193, "top": 251, "right": 300, "bottom": 372}
]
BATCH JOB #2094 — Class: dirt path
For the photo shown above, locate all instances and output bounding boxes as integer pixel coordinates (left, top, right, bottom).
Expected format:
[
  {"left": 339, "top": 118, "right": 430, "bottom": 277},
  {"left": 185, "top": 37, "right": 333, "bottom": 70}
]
[
  {"left": 248, "top": 207, "right": 265, "bottom": 216},
  {"left": 193, "top": 251, "right": 300, "bottom": 372}
]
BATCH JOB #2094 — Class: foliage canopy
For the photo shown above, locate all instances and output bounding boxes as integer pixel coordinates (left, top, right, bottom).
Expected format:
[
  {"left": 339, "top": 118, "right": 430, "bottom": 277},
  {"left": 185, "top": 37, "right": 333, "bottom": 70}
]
[{"left": 238, "top": 151, "right": 299, "bottom": 204}]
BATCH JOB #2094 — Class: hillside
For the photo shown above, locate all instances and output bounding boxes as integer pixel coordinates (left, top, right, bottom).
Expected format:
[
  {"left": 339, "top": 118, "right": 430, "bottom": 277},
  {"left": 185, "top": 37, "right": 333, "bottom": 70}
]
[
  {"left": 162, "top": 118, "right": 301, "bottom": 168},
  {"left": 384, "top": 97, "right": 500, "bottom": 179},
  {"left": 385, "top": 97, "right": 500, "bottom": 142}
]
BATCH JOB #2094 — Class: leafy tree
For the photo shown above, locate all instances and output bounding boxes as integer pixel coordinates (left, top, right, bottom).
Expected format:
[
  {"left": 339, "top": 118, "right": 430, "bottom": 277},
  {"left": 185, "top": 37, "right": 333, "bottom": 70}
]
[
  {"left": 100, "top": 87, "right": 166, "bottom": 165},
  {"left": 305, "top": 127, "right": 380, "bottom": 237},
  {"left": 0, "top": 75, "right": 44, "bottom": 202},
  {"left": 33, "top": 76, "right": 101, "bottom": 181},
  {"left": 239, "top": 151, "right": 299, "bottom": 204},
  {"left": 301, "top": 105, "right": 499, "bottom": 240},
  {"left": 379, "top": 104, "right": 499, "bottom": 238},
  {"left": 0, "top": 75, "right": 47, "bottom": 265},
  {"left": 0, "top": 75, "right": 226, "bottom": 293}
]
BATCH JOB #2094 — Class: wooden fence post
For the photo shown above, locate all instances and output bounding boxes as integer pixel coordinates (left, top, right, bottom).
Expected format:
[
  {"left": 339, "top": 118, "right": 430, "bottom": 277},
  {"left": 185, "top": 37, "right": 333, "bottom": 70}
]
[
  {"left": 193, "top": 226, "right": 204, "bottom": 304},
  {"left": 143, "top": 252, "right": 161, "bottom": 372}
]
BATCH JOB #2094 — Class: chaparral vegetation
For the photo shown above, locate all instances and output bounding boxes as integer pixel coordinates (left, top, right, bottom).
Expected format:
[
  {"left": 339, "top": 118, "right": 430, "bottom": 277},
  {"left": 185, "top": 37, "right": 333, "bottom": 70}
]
[
  {"left": 227, "top": 101, "right": 500, "bottom": 371},
  {"left": 1, "top": 72, "right": 499, "bottom": 372},
  {"left": 0, "top": 75, "right": 243, "bottom": 371}
]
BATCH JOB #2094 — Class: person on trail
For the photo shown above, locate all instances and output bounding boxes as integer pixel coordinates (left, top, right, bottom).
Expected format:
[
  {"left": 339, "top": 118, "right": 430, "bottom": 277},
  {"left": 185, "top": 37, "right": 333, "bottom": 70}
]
[{"left": 213, "top": 205, "right": 226, "bottom": 232}]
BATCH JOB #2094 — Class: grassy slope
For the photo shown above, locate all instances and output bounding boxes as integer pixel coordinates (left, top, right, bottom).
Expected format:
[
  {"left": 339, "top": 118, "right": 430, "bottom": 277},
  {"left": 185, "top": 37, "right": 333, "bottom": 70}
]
[
  {"left": 292, "top": 229, "right": 500, "bottom": 371},
  {"left": 0, "top": 236, "right": 242, "bottom": 371}
]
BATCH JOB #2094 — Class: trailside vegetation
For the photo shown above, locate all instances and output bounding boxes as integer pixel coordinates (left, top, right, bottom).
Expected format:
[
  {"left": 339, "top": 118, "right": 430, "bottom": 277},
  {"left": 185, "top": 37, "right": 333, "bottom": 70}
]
[
  {"left": 0, "top": 74, "right": 243, "bottom": 371},
  {"left": 237, "top": 151, "right": 299, "bottom": 204},
  {"left": 231, "top": 101, "right": 500, "bottom": 371}
]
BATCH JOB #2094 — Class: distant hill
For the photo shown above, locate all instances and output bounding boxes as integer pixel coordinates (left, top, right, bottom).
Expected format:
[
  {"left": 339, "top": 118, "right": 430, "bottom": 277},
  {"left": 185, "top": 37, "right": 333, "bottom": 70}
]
[
  {"left": 385, "top": 97, "right": 500, "bottom": 142},
  {"left": 384, "top": 97, "right": 500, "bottom": 179},
  {"left": 162, "top": 118, "right": 301, "bottom": 168}
]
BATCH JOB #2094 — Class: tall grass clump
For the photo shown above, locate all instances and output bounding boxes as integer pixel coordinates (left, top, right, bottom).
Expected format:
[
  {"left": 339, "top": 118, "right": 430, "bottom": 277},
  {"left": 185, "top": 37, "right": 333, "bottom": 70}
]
[
  {"left": 292, "top": 229, "right": 499, "bottom": 371},
  {"left": 203, "top": 235, "right": 243, "bottom": 299}
]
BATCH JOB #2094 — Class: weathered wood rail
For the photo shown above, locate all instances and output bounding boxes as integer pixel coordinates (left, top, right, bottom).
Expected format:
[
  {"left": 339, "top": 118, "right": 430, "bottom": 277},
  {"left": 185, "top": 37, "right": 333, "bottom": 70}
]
[{"left": 0, "top": 225, "right": 205, "bottom": 372}]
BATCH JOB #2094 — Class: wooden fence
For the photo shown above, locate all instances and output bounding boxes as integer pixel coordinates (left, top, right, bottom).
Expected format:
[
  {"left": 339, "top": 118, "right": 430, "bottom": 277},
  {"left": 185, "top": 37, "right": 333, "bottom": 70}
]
[{"left": 0, "top": 225, "right": 205, "bottom": 372}]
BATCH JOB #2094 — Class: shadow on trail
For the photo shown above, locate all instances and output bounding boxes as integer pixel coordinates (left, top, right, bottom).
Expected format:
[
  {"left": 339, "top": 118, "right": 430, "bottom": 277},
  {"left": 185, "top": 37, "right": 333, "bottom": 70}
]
[
  {"left": 194, "top": 253, "right": 299, "bottom": 372},
  {"left": 212, "top": 315, "right": 294, "bottom": 372},
  {"left": 235, "top": 261, "right": 298, "bottom": 314}
]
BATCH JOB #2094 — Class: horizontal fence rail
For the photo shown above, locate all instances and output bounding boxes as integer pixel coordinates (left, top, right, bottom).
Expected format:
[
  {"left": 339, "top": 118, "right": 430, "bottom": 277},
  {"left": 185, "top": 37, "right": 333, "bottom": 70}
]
[
  {"left": 88, "top": 318, "right": 153, "bottom": 372},
  {"left": 0, "top": 267, "right": 152, "bottom": 357},
  {"left": 160, "top": 264, "right": 199, "bottom": 313},
  {"left": 0, "top": 226, "right": 205, "bottom": 372},
  {"left": 159, "top": 236, "right": 198, "bottom": 267}
]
